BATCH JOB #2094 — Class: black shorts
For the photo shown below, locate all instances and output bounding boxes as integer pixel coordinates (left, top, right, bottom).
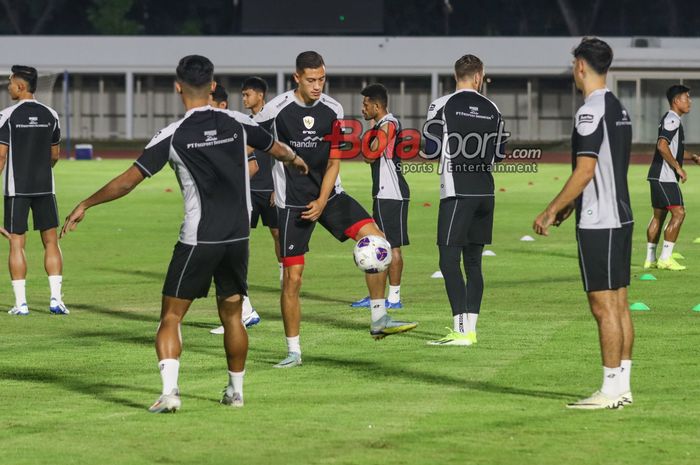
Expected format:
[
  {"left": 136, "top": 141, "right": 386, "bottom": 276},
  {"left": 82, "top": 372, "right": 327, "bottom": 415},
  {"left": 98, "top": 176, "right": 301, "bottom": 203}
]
[
  {"left": 373, "top": 199, "right": 409, "bottom": 248},
  {"left": 162, "top": 240, "right": 248, "bottom": 300},
  {"left": 437, "top": 196, "right": 494, "bottom": 246},
  {"left": 576, "top": 225, "right": 632, "bottom": 292},
  {"left": 278, "top": 192, "right": 372, "bottom": 258},
  {"left": 4, "top": 195, "right": 59, "bottom": 234},
  {"left": 649, "top": 181, "right": 683, "bottom": 209},
  {"left": 250, "top": 190, "right": 278, "bottom": 229}
]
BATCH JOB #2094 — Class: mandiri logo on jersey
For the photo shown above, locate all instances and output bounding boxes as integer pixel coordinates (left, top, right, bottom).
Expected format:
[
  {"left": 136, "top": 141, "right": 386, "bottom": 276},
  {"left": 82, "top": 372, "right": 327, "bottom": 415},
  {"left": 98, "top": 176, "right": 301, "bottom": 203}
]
[{"left": 303, "top": 116, "right": 314, "bottom": 129}]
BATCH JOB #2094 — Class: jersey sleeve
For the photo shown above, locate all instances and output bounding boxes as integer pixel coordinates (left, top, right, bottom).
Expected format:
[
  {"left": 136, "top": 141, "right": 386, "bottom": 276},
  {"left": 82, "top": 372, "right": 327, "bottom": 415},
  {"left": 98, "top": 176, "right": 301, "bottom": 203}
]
[
  {"left": 0, "top": 114, "right": 9, "bottom": 146},
  {"left": 423, "top": 99, "right": 446, "bottom": 159},
  {"left": 51, "top": 118, "right": 61, "bottom": 145},
  {"left": 247, "top": 152, "right": 257, "bottom": 161},
  {"left": 242, "top": 120, "right": 274, "bottom": 152},
  {"left": 574, "top": 107, "right": 604, "bottom": 158},
  {"left": 134, "top": 130, "right": 172, "bottom": 178},
  {"left": 494, "top": 112, "right": 506, "bottom": 162},
  {"left": 658, "top": 113, "right": 681, "bottom": 143}
]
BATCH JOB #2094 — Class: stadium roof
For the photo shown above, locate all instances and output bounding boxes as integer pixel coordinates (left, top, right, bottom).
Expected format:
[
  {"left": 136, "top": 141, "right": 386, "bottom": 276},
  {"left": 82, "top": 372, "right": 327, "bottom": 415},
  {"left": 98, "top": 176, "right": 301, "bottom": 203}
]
[{"left": 3, "top": 36, "right": 700, "bottom": 75}]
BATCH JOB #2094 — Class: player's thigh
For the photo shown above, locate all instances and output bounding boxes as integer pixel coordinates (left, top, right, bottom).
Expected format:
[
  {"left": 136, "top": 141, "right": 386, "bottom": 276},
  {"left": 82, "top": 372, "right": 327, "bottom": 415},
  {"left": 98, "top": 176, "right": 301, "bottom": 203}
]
[
  {"left": 31, "top": 195, "right": 59, "bottom": 232},
  {"left": 319, "top": 193, "right": 372, "bottom": 241},
  {"left": 162, "top": 242, "right": 217, "bottom": 300},
  {"left": 4, "top": 196, "right": 31, "bottom": 234},
  {"left": 213, "top": 240, "right": 249, "bottom": 300},
  {"left": 373, "top": 199, "right": 409, "bottom": 247},
  {"left": 277, "top": 207, "right": 315, "bottom": 256}
]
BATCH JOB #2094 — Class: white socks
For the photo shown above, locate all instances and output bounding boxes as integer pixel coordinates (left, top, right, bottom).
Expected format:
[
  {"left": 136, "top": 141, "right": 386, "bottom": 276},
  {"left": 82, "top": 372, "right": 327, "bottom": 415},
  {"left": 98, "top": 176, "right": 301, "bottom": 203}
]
[
  {"left": 11, "top": 279, "right": 26, "bottom": 308},
  {"left": 49, "top": 275, "right": 62, "bottom": 302},
  {"left": 286, "top": 336, "right": 301, "bottom": 355},
  {"left": 159, "top": 359, "right": 180, "bottom": 395},
  {"left": 601, "top": 366, "right": 620, "bottom": 397},
  {"left": 227, "top": 370, "right": 245, "bottom": 397},
  {"left": 387, "top": 285, "right": 401, "bottom": 304},
  {"left": 660, "top": 241, "right": 675, "bottom": 261},
  {"left": 279, "top": 262, "right": 284, "bottom": 284},
  {"left": 453, "top": 313, "right": 467, "bottom": 334},
  {"left": 467, "top": 313, "right": 479, "bottom": 333},
  {"left": 620, "top": 360, "right": 632, "bottom": 394},
  {"left": 370, "top": 299, "right": 386, "bottom": 322},
  {"left": 646, "top": 242, "right": 657, "bottom": 262}
]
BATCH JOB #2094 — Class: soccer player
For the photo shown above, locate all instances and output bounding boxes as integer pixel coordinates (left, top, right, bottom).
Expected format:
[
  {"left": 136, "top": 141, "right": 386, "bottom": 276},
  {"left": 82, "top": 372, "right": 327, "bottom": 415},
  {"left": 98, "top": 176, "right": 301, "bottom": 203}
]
[
  {"left": 61, "top": 55, "right": 308, "bottom": 412},
  {"left": 0, "top": 65, "right": 68, "bottom": 316},
  {"left": 423, "top": 55, "right": 505, "bottom": 346},
  {"left": 644, "top": 84, "right": 700, "bottom": 271},
  {"left": 350, "top": 84, "right": 410, "bottom": 309},
  {"left": 255, "top": 51, "right": 417, "bottom": 368},
  {"left": 208, "top": 82, "right": 262, "bottom": 331},
  {"left": 533, "top": 38, "right": 634, "bottom": 409}
]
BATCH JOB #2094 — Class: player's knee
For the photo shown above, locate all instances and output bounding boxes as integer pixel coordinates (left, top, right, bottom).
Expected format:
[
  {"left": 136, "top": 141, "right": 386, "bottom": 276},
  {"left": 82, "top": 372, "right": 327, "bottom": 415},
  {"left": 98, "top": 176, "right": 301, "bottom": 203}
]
[
  {"left": 673, "top": 206, "right": 686, "bottom": 219},
  {"left": 284, "top": 272, "right": 303, "bottom": 292}
]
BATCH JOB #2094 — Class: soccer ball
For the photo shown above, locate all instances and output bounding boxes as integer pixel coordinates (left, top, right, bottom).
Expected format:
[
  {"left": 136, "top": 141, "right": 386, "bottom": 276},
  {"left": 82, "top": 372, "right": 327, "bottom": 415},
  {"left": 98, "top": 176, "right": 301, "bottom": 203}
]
[{"left": 353, "top": 235, "right": 392, "bottom": 273}]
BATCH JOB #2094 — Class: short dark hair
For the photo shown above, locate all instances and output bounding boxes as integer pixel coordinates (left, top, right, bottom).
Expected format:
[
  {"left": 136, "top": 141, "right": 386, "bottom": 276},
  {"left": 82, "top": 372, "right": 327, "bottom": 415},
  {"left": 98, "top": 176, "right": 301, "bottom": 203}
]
[
  {"left": 667, "top": 84, "right": 690, "bottom": 106},
  {"left": 361, "top": 83, "right": 388, "bottom": 108},
  {"left": 176, "top": 55, "right": 214, "bottom": 88},
  {"left": 241, "top": 76, "right": 268, "bottom": 96},
  {"left": 573, "top": 37, "right": 613, "bottom": 75},
  {"left": 296, "top": 51, "right": 325, "bottom": 73},
  {"left": 211, "top": 83, "right": 228, "bottom": 104},
  {"left": 11, "top": 65, "right": 37, "bottom": 93},
  {"left": 454, "top": 55, "right": 484, "bottom": 80}
]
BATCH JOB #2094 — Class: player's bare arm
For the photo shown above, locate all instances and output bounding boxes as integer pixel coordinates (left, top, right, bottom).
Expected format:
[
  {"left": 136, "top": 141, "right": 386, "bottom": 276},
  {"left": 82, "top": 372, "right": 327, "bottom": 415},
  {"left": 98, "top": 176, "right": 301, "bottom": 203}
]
[
  {"left": 658, "top": 138, "right": 687, "bottom": 182},
  {"left": 249, "top": 159, "right": 259, "bottom": 178},
  {"left": 533, "top": 156, "right": 597, "bottom": 236},
  {"left": 60, "top": 165, "right": 146, "bottom": 238},
  {"left": 50, "top": 144, "right": 60, "bottom": 167},
  {"left": 302, "top": 158, "right": 339, "bottom": 221},
  {"left": 0, "top": 143, "right": 7, "bottom": 173},
  {"left": 363, "top": 122, "right": 390, "bottom": 164},
  {"left": 267, "top": 141, "right": 308, "bottom": 174}
]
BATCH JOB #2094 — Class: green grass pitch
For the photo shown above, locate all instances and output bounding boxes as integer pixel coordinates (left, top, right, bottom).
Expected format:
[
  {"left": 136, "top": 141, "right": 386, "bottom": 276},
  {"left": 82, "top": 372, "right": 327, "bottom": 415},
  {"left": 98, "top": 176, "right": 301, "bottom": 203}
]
[{"left": 1, "top": 159, "right": 699, "bottom": 465}]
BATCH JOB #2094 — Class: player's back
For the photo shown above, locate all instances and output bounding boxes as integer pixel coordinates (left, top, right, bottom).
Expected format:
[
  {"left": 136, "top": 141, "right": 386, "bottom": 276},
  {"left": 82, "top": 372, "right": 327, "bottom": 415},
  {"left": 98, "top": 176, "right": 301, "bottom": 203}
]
[
  {"left": 0, "top": 100, "right": 60, "bottom": 196},
  {"left": 572, "top": 89, "right": 633, "bottom": 228}
]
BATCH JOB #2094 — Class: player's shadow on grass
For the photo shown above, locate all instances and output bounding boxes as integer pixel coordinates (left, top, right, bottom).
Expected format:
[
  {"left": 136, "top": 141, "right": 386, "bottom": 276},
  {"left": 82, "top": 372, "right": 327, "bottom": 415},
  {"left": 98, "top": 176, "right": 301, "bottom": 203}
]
[{"left": 310, "top": 355, "right": 577, "bottom": 400}]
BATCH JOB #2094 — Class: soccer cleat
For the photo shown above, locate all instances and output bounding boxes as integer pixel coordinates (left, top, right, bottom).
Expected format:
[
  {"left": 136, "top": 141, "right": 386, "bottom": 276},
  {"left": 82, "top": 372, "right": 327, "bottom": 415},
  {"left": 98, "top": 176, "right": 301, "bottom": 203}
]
[
  {"left": 8, "top": 303, "right": 29, "bottom": 316},
  {"left": 620, "top": 391, "right": 633, "bottom": 406},
  {"left": 49, "top": 298, "right": 70, "bottom": 315},
  {"left": 657, "top": 257, "right": 686, "bottom": 271},
  {"left": 370, "top": 314, "right": 418, "bottom": 340},
  {"left": 274, "top": 352, "right": 302, "bottom": 368},
  {"left": 210, "top": 325, "right": 225, "bottom": 335},
  {"left": 243, "top": 309, "right": 261, "bottom": 328},
  {"left": 350, "top": 296, "right": 371, "bottom": 308},
  {"left": 643, "top": 260, "right": 657, "bottom": 270},
  {"left": 221, "top": 391, "right": 244, "bottom": 408},
  {"left": 385, "top": 300, "right": 403, "bottom": 310},
  {"left": 148, "top": 389, "right": 181, "bottom": 413},
  {"left": 427, "top": 327, "right": 473, "bottom": 346},
  {"left": 566, "top": 391, "right": 624, "bottom": 410},
  {"left": 466, "top": 330, "right": 478, "bottom": 345}
]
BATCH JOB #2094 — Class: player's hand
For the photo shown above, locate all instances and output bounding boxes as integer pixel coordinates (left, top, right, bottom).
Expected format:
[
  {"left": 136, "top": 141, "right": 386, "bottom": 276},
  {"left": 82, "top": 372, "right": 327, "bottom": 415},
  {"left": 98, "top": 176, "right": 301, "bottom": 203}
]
[
  {"left": 677, "top": 166, "right": 688, "bottom": 183},
  {"left": 269, "top": 192, "right": 276, "bottom": 207},
  {"left": 0, "top": 227, "right": 9, "bottom": 239},
  {"left": 302, "top": 198, "right": 327, "bottom": 222},
  {"left": 533, "top": 208, "right": 555, "bottom": 236},
  {"left": 553, "top": 202, "right": 575, "bottom": 227},
  {"left": 60, "top": 203, "right": 87, "bottom": 238},
  {"left": 287, "top": 155, "right": 309, "bottom": 175}
]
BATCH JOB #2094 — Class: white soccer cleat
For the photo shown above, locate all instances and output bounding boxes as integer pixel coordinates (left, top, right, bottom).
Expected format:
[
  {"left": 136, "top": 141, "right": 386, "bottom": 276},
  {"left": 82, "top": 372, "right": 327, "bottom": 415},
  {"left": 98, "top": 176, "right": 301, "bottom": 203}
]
[
  {"left": 566, "top": 391, "right": 624, "bottom": 410},
  {"left": 243, "top": 310, "right": 261, "bottom": 328},
  {"left": 620, "top": 391, "right": 633, "bottom": 406},
  {"left": 8, "top": 303, "right": 29, "bottom": 316},
  {"left": 49, "top": 298, "right": 69, "bottom": 315},
  {"left": 148, "top": 389, "right": 181, "bottom": 413},
  {"left": 221, "top": 390, "right": 244, "bottom": 408},
  {"left": 210, "top": 325, "right": 225, "bottom": 335}
]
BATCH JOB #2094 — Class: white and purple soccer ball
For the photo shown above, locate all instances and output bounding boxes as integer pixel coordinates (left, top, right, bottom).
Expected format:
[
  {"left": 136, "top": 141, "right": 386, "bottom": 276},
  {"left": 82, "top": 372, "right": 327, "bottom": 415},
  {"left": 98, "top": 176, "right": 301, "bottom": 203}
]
[{"left": 353, "top": 235, "right": 392, "bottom": 273}]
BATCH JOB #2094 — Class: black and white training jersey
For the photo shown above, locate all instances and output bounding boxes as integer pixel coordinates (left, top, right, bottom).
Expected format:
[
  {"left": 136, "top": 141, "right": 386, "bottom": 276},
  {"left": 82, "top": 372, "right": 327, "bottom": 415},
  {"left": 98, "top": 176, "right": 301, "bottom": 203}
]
[
  {"left": 647, "top": 110, "right": 684, "bottom": 183},
  {"left": 255, "top": 90, "right": 344, "bottom": 209},
  {"left": 248, "top": 110, "right": 274, "bottom": 192},
  {"left": 134, "top": 105, "right": 274, "bottom": 246},
  {"left": 572, "top": 88, "right": 633, "bottom": 230},
  {"left": 424, "top": 89, "right": 505, "bottom": 199},
  {"left": 370, "top": 113, "right": 410, "bottom": 200},
  {"left": 0, "top": 99, "right": 60, "bottom": 197}
]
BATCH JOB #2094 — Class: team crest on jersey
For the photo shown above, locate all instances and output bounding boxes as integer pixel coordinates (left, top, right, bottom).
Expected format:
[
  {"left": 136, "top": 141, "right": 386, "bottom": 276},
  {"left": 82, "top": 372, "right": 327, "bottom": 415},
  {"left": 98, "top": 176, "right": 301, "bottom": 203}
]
[
  {"left": 303, "top": 116, "right": 315, "bottom": 129},
  {"left": 204, "top": 130, "right": 217, "bottom": 142}
]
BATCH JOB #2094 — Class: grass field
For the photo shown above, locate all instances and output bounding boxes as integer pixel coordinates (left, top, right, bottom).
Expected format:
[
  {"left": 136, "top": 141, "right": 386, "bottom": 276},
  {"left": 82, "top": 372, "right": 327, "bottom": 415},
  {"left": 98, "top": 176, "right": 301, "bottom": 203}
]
[{"left": 1, "top": 159, "right": 699, "bottom": 465}]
